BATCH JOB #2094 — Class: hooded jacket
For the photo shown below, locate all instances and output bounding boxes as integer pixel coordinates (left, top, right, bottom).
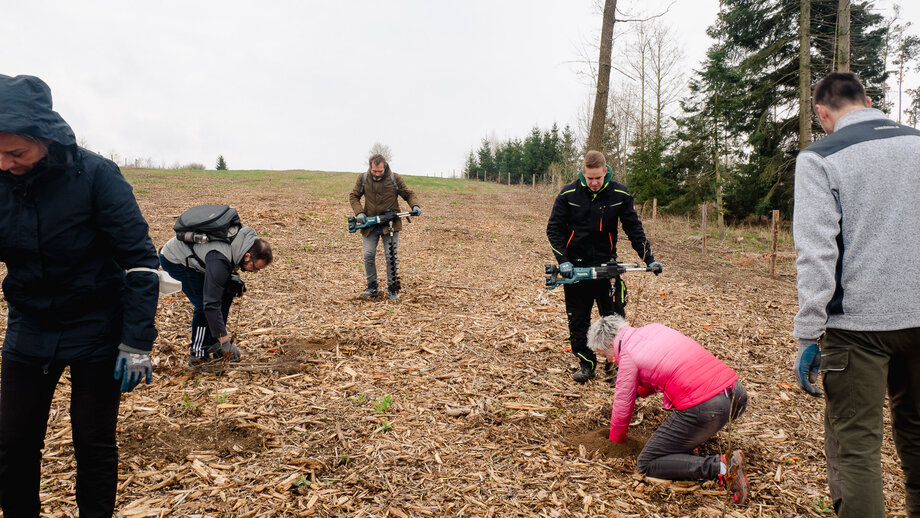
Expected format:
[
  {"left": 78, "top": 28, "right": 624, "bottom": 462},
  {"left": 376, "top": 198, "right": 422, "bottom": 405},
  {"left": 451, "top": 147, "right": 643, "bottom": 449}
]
[
  {"left": 348, "top": 164, "right": 419, "bottom": 236},
  {"left": 546, "top": 166, "right": 653, "bottom": 267},
  {"left": 0, "top": 75, "right": 159, "bottom": 366},
  {"left": 606, "top": 324, "right": 738, "bottom": 443}
]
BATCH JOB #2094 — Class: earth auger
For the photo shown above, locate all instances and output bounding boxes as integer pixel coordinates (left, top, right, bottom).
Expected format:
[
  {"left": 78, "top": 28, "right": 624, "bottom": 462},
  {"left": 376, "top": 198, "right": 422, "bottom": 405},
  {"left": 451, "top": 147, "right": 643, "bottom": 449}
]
[
  {"left": 543, "top": 261, "right": 662, "bottom": 289},
  {"left": 348, "top": 209, "right": 419, "bottom": 295}
]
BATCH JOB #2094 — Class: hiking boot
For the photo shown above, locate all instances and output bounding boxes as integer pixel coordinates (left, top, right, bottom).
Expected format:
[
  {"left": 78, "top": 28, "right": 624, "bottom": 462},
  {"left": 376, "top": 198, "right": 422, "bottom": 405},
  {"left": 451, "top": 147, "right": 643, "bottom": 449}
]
[
  {"left": 719, "top": 449, "right": 749, "bottom": 505},
  {"left": 361, "top": 288, "right": 379, "bottom": 298},
  {"left": 188, "top": 355, "right": 210, "bottom": 368},
  {"left": 604, "top": 361, "right": 618, "bottom": 382},
  {"left": 387, "top": 290, "right": 399, "bottom": 301},
  {"left": 572, "top": 364, "right": 595, "bottom": 383},
  {"left": 205, "top": 342, "right": 223, "bottom": 360}
]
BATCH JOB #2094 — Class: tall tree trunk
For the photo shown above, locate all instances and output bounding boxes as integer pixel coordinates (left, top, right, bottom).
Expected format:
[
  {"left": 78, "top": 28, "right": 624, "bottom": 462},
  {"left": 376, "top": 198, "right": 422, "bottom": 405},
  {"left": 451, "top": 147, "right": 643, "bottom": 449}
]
[
  {"left": 799, "top": 0, "right": 812, "bottom": 148},
  {"left": 836, "top": 0, "right": 850, "bottom": 72},
  {"left": 587, "top": 0, "right": 618, "bottom": 152}
]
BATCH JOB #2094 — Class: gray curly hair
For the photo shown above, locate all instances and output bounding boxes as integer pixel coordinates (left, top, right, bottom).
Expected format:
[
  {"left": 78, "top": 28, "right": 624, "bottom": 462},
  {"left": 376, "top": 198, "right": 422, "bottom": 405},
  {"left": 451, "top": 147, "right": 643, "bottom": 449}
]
[{"left": 587, "top": 314, "right": 629, "bottom": 354}]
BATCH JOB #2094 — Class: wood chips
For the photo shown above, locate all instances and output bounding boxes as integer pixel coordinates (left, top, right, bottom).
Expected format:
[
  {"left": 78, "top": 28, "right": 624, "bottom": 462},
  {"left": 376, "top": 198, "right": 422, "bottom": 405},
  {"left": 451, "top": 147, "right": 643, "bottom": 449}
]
[{"left": 0, "top": 171, "right": 908, "bottom": 517}]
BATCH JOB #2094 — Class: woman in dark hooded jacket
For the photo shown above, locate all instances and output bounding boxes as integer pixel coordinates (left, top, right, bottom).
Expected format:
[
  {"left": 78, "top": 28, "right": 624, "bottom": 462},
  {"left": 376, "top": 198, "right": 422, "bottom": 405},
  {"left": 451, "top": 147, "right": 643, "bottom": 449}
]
[{"left": 0, "top": 75, "right": 160, "bottom": 516}]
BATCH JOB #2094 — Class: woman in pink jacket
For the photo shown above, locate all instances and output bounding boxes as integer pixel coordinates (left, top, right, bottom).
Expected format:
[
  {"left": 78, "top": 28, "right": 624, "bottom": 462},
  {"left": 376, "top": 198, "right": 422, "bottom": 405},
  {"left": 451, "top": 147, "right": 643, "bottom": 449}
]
[{"left": 587, "top": 315, "right": 750, "bottom": 505}]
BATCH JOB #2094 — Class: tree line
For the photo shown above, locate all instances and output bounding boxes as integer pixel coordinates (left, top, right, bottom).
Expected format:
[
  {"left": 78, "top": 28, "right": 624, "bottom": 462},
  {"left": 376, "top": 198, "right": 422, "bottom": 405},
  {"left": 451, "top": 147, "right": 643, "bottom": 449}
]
[
  {"left": 463, "top": 124, "right": 581, "bottom": 185},
  {"left": 463, "top": 0, "right": 920, "bottom": 221}
]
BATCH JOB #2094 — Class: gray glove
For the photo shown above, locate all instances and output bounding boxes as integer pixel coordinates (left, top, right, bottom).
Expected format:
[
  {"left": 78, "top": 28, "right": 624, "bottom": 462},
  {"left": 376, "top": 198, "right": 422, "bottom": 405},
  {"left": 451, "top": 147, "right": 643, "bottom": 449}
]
[
  {"left": 411, "top": 206, "right": 421, "bottom": 216},
  {"left": 647, "top": 261, "right": 663, "bottom": 275},
  {"left": 356, "top": 212, "right": 366, "bottom": 224},
  {"left": 114, "top": 344, "right": 153, "bottom": 393},
  {"left": 220, "top": 341, "right": 241, "bottom": 362},
  {"left": 559, "top": 262, "right": 574, "bottom": 278}
]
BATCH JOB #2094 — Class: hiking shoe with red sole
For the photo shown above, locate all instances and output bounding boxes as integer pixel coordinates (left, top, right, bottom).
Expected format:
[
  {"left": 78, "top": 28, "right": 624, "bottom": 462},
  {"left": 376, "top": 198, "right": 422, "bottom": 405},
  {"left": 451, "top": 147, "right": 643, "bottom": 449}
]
[{"left": 718, "top": 449, "right": 749, "bottom": 505}]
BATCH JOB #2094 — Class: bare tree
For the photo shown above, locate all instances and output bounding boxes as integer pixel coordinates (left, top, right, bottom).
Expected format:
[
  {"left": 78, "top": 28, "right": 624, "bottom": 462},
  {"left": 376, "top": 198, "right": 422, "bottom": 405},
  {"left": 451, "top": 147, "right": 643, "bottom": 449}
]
[
  {"left": 368, "top": 142, "right": 393, "bottom": 162},
  {"left": 645, "top": 21, "right": 685, "bottom": 139},
  {"left": 835, "top": 0, "right": 850, "bottom": 72},
  {"left": 587, "top": 0, "right": 618, "bottom": 152},
  {"left": 799, "top": 0, "right": 812, "bottom": 149}
]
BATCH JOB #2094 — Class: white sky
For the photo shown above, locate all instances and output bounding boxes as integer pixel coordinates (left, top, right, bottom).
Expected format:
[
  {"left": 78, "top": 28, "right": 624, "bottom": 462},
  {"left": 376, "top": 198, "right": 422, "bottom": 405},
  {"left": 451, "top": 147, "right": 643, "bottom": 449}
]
[{"left": 4, "top": 1, "right": 918, "bottom": 176}]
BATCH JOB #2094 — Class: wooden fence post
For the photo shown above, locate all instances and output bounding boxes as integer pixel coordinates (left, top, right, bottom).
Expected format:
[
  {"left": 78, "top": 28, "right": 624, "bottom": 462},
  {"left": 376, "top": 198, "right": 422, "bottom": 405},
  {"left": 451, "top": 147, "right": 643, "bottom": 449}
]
[
  {"left": 701, "top": 203, "right": 708, "bottom": 255},
  {"left": 771, "top": 210, "right": 780, "bottom": 277},
  {"left": 651, "top": 198, "right": 658, "bottom": 235}
]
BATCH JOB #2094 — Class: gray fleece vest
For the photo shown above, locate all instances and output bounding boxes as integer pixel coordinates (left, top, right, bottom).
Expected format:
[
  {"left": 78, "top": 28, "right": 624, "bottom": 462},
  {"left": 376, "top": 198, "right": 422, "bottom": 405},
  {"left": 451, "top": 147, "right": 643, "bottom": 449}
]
[{"left": 161, "top": 226, "right": 258, "bottom": 273}]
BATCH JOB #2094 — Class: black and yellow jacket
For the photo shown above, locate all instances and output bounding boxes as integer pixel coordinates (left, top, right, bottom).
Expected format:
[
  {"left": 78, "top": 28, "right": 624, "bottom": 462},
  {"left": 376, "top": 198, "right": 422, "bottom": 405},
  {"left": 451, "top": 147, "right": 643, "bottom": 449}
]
[{"left": 546, "top": 165, "right": 653, "bottom": 267}]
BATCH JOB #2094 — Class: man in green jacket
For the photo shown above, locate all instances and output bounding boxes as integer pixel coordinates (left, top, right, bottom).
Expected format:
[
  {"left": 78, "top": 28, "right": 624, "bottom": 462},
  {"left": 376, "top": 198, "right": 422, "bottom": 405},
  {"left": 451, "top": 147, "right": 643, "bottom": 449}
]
[{"left": 349, "top": 154, "right": 420, "bottom": 300}]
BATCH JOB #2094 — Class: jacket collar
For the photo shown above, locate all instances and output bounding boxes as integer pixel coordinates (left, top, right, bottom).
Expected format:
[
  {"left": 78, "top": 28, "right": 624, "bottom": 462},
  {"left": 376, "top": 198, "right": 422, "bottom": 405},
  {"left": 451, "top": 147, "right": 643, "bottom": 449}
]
[{"left": 577, "top": 164, "right": 613, "bottom": 196}]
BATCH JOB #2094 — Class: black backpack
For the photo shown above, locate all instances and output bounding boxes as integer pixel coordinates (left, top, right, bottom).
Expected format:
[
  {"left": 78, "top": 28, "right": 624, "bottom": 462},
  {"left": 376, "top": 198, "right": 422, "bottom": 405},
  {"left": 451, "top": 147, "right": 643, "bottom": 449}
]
[{"left": 174, "top": 205, "right": 242, "bottom": 244}]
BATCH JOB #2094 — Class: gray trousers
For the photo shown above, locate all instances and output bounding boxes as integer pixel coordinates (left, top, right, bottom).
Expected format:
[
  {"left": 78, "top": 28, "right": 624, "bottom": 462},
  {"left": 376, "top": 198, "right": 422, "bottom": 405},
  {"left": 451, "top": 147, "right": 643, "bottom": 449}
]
[
  {"left": 362, "top": 228, "right": 399, "bottom": 291},
  {"left": 637, "top": 381, "right": 748, "bottom": 480},
  {"left": 822, "top": 327, "right": 920, "bottom": 518}
]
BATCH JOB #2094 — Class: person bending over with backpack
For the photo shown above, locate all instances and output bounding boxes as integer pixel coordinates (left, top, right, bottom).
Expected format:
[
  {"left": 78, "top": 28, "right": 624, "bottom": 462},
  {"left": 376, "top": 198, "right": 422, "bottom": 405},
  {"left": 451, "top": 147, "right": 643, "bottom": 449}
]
[
  {"left": 587, "top": 314, "right": 750, "bottom": 505},
  {"left": 159, "top": 215, "right": 272, "bottom": 367},
  {"left": 349, "top": 154, "right": 420, "bottom": 301}
]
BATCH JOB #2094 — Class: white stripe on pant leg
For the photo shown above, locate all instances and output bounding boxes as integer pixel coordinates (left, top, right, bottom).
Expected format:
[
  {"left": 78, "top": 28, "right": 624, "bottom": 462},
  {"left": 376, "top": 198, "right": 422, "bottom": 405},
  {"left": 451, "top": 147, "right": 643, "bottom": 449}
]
[{"left": 192, "top": 326, "right": 206, "bottom": 356}]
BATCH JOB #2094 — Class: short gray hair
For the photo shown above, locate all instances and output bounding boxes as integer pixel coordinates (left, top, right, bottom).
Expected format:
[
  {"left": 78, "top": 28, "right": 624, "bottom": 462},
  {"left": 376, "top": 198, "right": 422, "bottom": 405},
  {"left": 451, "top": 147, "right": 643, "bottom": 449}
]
[{"left": 587, "top": 314, "right": 629, "bottom": 354}]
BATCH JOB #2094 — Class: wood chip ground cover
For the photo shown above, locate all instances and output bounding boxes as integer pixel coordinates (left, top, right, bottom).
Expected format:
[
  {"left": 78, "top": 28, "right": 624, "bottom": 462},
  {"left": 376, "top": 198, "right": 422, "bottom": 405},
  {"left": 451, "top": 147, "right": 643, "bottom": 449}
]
[{"left": 0, "top": 170, "right": 906, "bottom": 517}]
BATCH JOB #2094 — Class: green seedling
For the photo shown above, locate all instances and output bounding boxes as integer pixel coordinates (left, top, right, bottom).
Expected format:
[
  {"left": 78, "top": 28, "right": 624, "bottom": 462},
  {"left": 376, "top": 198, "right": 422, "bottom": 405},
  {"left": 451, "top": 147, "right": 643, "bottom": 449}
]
[
  {"left": 351, "top": 394, "right": 367, "bottom": 406},
  {"left": 372, "top": 394, "right": 393, "bottom": 413},
  {"left": 180, "top": 394, "right": 199, "bottom": 411},
  {"left": 215, "top": 393, "right": 228, "bottom": 404},
  {"left": 379, "top": 419, "right": 392, "bottom": 433},
  {"left": 293, "top": 474, "right": 309, "bottom": 490},
  {"left": 813, "top": 497, "right": 834, "bottom": 514}
]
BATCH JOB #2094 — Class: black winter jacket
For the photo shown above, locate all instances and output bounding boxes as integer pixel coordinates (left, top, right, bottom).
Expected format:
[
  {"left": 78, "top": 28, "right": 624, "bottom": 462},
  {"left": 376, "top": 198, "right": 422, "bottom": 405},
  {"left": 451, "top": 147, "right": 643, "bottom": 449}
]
[
  {"left": 0, "top": 75, "right": 159, "bottom": 367},
  {"left": 546, "top": 166, "right": 653, "bottom": 267}
]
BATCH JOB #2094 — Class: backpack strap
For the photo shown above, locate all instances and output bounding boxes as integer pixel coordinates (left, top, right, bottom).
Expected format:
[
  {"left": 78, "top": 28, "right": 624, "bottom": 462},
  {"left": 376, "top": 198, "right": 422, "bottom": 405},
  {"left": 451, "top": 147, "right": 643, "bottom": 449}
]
[{"left": 360, "top": 171, "right": 399, "bottom": 195}]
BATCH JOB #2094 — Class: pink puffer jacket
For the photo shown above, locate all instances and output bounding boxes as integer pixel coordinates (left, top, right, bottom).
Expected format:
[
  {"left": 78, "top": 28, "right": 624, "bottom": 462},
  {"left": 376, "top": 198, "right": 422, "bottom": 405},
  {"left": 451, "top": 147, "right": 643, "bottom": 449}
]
[{"left": 607, "top": 324, "right": 737, "bottom": 443}]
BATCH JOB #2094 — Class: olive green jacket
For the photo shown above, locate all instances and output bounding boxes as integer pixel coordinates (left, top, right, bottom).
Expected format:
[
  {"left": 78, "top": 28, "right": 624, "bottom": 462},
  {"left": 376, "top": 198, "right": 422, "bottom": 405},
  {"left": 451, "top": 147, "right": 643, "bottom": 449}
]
[{"left": 349, "top": 166, "right": 419, "bottom": 236}]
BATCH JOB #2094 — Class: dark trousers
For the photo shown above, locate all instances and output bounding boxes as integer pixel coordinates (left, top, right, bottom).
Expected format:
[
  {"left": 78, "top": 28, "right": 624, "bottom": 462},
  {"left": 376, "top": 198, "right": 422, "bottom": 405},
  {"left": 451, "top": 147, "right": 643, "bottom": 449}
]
[
  {"left": 0, "top": 357, "right": 121, "bottom": 517},
  {"left": 822, "top": 327, "right": 920, "bottom": 518},
  {"left": 563, "top": 276, "right": 626, "bottom": 368},
  {"left": 160, "top": 255, "right": 232, "bottom": 359},
  {"left": 637, "top": 381, "right": 748, "bottom": 480}
]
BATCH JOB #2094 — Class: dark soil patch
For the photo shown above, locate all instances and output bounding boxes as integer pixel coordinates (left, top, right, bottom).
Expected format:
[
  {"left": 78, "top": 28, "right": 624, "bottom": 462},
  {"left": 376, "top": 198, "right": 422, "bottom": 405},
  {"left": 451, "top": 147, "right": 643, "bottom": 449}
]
[
  {"left": 566, "top": 426, "right": 650, "bottom": 459},
  {"left": 119, "top": 420, "right": 265, "bottom": 463}
]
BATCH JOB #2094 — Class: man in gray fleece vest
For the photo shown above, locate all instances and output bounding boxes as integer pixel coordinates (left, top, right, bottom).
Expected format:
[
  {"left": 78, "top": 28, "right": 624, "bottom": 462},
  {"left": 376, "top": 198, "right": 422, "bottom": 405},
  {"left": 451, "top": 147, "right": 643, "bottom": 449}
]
[
  {"left": 160, "top": 225, "right": 273, "bottom": 367},
  {"left": 793, "top": 72, "right": 920, "bottom": 517}
]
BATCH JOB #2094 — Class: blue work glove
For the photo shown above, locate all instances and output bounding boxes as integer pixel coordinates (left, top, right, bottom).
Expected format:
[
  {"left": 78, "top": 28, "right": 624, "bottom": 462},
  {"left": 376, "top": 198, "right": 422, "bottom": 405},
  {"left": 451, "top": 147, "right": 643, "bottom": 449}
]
[
  {"left": 114, "top": 344, "right": 153, "bottom": 393},
  {"left": 411, "top": 206, "right": 421, "bottom": 216},
  {"left": 559, "top": 262, "right": 574, "bottom": 278},
  {"left": 648, "top": 261, "right": 663, "bottom": 275},
  {"left": 794, "top": 340, "right": 823, "bottom": 397},
  {"left": 355, "top": 213, "right": 367, "bottom": 224}
]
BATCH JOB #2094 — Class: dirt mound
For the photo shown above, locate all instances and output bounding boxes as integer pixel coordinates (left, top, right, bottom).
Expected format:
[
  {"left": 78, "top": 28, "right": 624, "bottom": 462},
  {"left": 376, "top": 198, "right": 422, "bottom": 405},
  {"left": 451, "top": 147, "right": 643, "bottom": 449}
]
[{"left": 119, "top": 420, "right": 266, "bottom": 463}]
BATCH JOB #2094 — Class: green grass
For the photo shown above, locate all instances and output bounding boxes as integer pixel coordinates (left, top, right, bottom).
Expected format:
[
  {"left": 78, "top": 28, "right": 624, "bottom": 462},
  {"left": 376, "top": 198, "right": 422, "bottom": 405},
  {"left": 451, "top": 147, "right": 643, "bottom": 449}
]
[{"left": 122, "top": 168, "right": 527, "bottom": 197}]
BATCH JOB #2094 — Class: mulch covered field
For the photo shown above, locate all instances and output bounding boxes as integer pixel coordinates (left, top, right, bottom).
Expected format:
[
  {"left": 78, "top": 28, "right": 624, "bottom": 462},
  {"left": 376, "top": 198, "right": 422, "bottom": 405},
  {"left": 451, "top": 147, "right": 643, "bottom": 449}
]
[{"left": 1, "top": 170, "right": 908, "bottom": 517}]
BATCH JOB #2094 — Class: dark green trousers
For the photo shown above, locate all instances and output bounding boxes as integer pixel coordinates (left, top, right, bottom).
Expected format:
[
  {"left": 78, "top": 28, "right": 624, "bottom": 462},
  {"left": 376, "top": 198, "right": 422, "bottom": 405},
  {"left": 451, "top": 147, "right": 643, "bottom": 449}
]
[{"left": 821, "top": 327, "right": 920, "bottom": 518}]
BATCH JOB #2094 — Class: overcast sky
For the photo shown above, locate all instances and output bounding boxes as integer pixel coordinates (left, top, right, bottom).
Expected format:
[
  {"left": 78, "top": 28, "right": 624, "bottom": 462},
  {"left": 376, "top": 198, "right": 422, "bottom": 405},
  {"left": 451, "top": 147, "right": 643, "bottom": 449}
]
[{"left": 4, "top": 1, "right": 917, "bottom": 176}]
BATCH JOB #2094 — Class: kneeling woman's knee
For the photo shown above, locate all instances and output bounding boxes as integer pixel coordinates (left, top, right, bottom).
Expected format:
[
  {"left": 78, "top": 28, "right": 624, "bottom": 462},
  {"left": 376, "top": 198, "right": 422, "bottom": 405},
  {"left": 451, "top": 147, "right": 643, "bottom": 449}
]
[{"left": 636, "top": 452, "right": 653, "bottom": 474}]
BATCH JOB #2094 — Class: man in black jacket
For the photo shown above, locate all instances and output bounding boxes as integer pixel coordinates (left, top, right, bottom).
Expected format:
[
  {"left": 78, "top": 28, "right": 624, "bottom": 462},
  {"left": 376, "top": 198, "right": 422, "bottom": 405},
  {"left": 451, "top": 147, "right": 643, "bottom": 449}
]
[{"left": 547, "top": 150, "right": 662, "bottom": 383}]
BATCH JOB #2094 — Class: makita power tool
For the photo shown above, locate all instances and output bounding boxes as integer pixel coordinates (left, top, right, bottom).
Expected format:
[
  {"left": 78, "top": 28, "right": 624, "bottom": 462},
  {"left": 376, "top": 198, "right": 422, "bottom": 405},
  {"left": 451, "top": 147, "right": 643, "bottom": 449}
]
[{"left": 544, "top": 262, "right": 662, "bottom": 289}]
